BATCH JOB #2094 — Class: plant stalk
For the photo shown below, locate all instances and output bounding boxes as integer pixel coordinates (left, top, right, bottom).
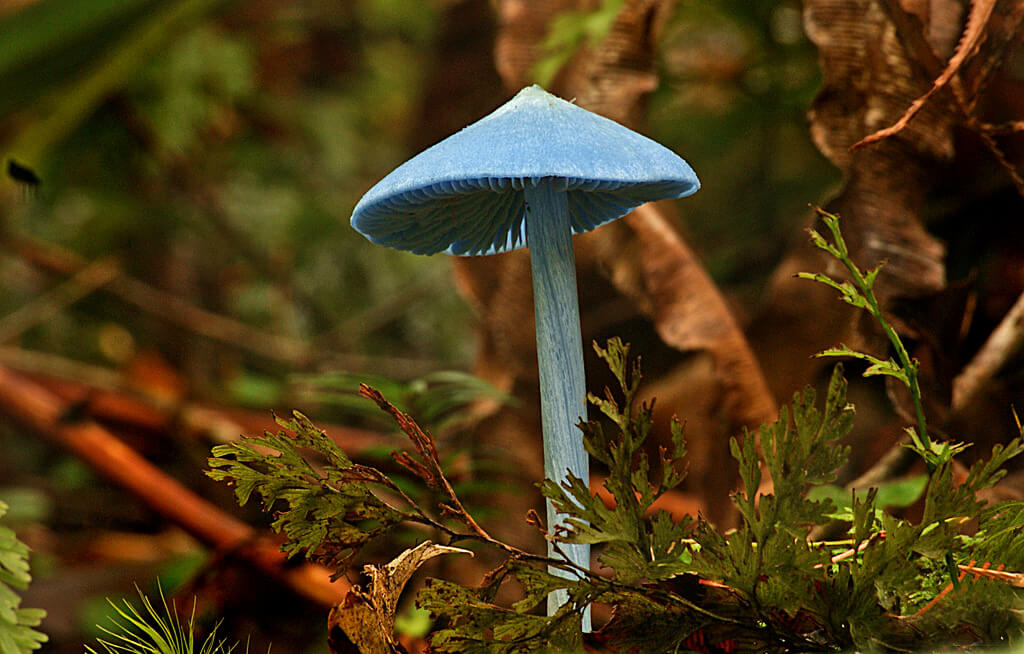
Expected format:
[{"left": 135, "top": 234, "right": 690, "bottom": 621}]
[
  {"left": 823, "top": 214, "right": 932, "bottom": 454},
  {"left": 525, "top": 177, "right": 591, "bottom": 631}
]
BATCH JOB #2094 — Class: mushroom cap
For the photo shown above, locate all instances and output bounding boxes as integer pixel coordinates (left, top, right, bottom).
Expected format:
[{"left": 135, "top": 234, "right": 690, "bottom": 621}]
[{"left": 350, "top": 85, "right": 700, "bottom": 256}]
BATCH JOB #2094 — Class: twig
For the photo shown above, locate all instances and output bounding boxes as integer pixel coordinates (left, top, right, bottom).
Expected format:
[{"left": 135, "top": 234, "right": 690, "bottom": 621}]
[
  {"left": 958, "top": 562, "right": 1023, "bottom": 587},
  {"left": 8, "top": 233, "right": 445, "bottom": 377},
  {"left": 0, "top": 346, "right": 126, "bottom": 390},
  {"left": 981, "top": 120, "right": 1024, "bottom": 135},
  {"left": 952, "top": 289, "right": 1024, "bottom": 411},
  {"left": 0, "top": 346, "right": 400, "bottom": 453},
  {"left": 857, "top": 0, "right": 1024, "bottom": 196},
  {"left": 358, "top": 383, "right": 553, "bottom": 565},
  {"left": 0, "top": 363, "right": 349, "bottom": 607},
  {"left": 973, "top": 126, "right": 1024, "bottom": 197},
  {"left": 9, "top": 234, "right": 311, "bottom": 363},
  {"left": 0, "top": 257, "right": 120, "bottom": 343},
  {"left": 847, "top": 434, "right": 918, "bottom": 491},
  {"left": 911, "top": 559, "right": 981, "bottom": 618},
  {"left": 828, "top": 286, "right": 1024, "bottom": 506},
  {"left": 358, "top": 385, "right": 494, "bottom": 542},
  {"left": 333, "top": 264, "right": 450, "bottom": 346},
  {"left": 813, "top": 530, "right": 887, "bottom": 568}
]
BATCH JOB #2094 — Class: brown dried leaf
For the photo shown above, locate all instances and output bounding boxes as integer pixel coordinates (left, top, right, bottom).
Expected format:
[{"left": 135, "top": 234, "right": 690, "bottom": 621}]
[
  {"left": 364, "top": 541, "right": 474, "bottom": 637},
  {"left": 485, "top": 0, "right": 779, "bottom": 523},
  {"left": 493, "top": 0, "right": 776, "bottom": 431},
  {"left": 327, "top": 541, "right": 472, "bottom": 654},
  {"left": 327, "top": 592, "right": 390, "bottom": 654},
  {"left": 804, "top": 0, "right": 961, "bottom": 166},
  {"left": 853, "top": 0, "right": 997, "bottom": 150},
  {"left": 617, "top": 204, "right": 777, "bottom": 431},
  {"left": 788, "top": 0, "right": 957, "bottom": 309}
]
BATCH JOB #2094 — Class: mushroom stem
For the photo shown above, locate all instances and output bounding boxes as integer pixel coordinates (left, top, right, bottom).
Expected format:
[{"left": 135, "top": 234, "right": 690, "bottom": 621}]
[{"left": 524, "top": 177, "right": 591, "bottom": 629}]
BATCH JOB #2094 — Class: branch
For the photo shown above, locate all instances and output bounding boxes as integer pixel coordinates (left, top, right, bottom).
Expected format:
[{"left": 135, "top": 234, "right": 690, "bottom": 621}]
[
  {"left": 8, "top": 234, "right": 311, "bottom": 363},
  {"left": 358, "top": 383, "right": 552, "bottom": 565},
  {"left": 8, "top": 233, "right": 444, "bottom": 377},
  {"left": 852, "top": 0, "right": 996, "bottom": 151},
  {"left": 952, "top": 289, "right": 1024, "bottom": 411},
  {"left": 856, "top": 0, "right": 1024, "bottom": 195},
  {"left": 846, "top": 433, "right": 918, "bottom": 492},
  {"left": 0, "top": 363, "right": 349, "bottom": 608},
  {"left": 0, "top": 346, "right": 400, "bottom": 455},
  {"left": 0, "top": 257, "right": 120, "bottom": 343}
]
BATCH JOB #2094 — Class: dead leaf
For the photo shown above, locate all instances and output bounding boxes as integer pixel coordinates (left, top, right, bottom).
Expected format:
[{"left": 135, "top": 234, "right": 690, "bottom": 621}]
[
  {"left": 804, "top": 0, "right": 961, "bottom": 167},
  {"left": 853, "top": 0, "right": 996, "bottom": 150},
  {"left": 328, "top": 592, "right": 391, "bottom": 654},
  {"left": 495, "top": 0, "right": 778, "bottom": 434},
  {"left": 327, "top": 541, "right": 472, "bottom": 654},
  {"left": 621, "top": 203, "right": 776, "bottom": 432}
]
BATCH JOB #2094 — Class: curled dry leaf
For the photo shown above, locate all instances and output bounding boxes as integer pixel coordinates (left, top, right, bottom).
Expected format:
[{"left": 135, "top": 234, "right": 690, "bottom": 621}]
[
  {"left": 496, "top": 0, "right": 775, "bottom": 432},
  {"left": 804, "top": 0, "right": 961, "bottom": 167},
  {"left": 852, "top": 0, "right": 997, "bottom": 151},
  {"left": 754, "top": 0, "right": 960, "bottom": 386},
  {"left": 327, "top": 541, "right": 472, "bottom": 654}
]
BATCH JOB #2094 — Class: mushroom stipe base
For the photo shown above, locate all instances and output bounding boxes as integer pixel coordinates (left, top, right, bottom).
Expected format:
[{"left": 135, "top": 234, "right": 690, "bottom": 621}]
[{"left": 525, "top": 179, "right": 591, "bottom": 630}]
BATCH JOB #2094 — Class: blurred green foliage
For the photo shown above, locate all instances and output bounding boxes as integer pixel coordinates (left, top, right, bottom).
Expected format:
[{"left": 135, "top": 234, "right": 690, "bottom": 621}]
[
  {"left": 1, "top": 0, "right": 469, "bottom": 400},
  {"left": 533, "top": 0, "right": 626, "bottom": 86},
  {"left": 0, "top": 0, "right": 836, "bottom": 396},
  {"left": 0, "top": 501, "right": 48, "bottom": 653},
  {"left": 650, "top": 1, "right": 836, "bottom": 295}
]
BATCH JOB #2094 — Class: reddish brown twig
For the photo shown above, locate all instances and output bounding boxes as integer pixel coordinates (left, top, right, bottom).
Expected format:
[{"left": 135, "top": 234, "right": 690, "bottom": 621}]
[
  {"left": 0, "top": 349, "right": 397, "bottom": 454},
  {"left": 0, "top": 363, "right": 348, "bottom": 607},
  {"left": 911, "top": 559, "right": 1023, "bottom": 618},
  {"left": 358, "top": 383, "right": 494, "bottom": 543},
  {"left": 957, "top": 562, "right": 1023, "bottom": 587}
]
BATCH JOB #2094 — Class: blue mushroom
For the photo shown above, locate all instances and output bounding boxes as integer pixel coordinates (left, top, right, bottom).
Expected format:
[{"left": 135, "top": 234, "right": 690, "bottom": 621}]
[{"left": 351, "top": 85, "right": 699, "bottom": 625}]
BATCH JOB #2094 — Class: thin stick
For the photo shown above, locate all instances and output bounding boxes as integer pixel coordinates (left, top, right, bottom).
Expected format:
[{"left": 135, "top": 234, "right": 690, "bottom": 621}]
[
  {"left": 0, "top": 363, "right": 348, "bottom": 608},
  {"left": 9, "top": 234, "right": 310, "bottom": 362},
  {"left": 847, "top": 435, "right": 918, "bottom": 491},
  {"left": 9, "top": 234, "right": 444, "bottom": 377},
  {"left": 0, "top": 346, "right": 399, "bottom": 454},
  {"left": 0, "top": 257, "right": 120, "bottom": 343},
  {"left": 952, "top": 289, "right": 1024, "bottom": 411},
  {"left": 0, "top": 346, "right": 126, "bottom": 390}
]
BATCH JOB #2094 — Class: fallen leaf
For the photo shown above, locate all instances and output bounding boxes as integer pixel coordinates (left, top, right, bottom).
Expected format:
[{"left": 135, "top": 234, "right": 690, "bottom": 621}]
[
  {"left": 327, "top": 541, "right": 472, "bottom": 654},
  {"left": 852, "top": 0, "right": 996, "bottom": 150}
]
